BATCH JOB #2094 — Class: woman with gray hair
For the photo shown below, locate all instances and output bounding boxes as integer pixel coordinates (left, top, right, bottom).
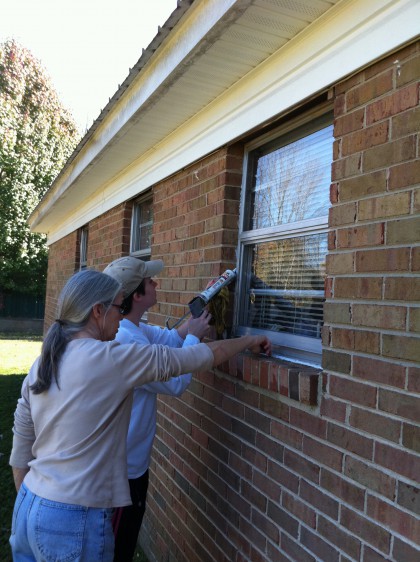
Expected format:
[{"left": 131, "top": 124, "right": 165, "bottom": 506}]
[{"left": 9, "top": 269, "right": 271, "bottom": 562}]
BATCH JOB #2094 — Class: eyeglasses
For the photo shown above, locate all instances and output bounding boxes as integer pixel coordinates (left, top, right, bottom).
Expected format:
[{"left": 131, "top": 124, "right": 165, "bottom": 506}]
[{"left": 109, "top": 302, "right": 130, "bottom": 315}]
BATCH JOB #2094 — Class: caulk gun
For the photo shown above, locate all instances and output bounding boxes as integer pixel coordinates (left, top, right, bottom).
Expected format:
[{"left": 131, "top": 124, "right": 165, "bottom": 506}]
[{"left": 166, "top": 268, "right": 237, "bottom": 330}]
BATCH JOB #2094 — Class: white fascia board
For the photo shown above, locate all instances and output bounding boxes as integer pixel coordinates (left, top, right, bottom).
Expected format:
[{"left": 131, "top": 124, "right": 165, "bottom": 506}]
[
  {"left": 31, "top": 0, "right": 238, "bottom": 233},
  {"left": 45, "top": 0, "right": 419, "bottom": 246}
]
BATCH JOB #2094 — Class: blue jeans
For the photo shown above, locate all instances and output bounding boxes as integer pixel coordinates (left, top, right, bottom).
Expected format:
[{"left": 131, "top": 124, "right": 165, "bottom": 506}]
[{"left": 10, "top": 483, "right": 114, "bottom": 562}]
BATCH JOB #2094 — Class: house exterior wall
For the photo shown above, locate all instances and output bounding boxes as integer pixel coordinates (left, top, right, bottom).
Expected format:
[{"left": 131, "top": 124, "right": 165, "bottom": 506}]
[{"left": 43, "top": 41, "right": 419, "bottom": 561}]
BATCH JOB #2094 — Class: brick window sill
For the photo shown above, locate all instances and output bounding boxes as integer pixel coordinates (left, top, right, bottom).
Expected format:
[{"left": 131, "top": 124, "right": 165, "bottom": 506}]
[{"left": 216, "top": 353, "right": 321, "bottom": 406}]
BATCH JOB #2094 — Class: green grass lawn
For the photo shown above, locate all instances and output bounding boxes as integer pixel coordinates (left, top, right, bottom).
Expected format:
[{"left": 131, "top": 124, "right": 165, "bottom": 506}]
[
  {"left": 0, "top": 333, "right": 148, "bottom": 562},
  {"left": 0, "top": 333, "right": 41, "bottom": 561}
]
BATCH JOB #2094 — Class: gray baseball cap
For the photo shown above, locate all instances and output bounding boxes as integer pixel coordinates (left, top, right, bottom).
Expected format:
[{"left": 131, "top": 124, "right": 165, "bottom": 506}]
[{"left": 103, "top": 256, "right": 164, "bottom": 296}]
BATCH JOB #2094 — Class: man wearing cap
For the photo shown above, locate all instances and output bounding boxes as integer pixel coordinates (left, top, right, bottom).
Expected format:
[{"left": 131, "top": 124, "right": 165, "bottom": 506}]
[{"left": 103, "top": 256, "right": 211, "bottom": 562}]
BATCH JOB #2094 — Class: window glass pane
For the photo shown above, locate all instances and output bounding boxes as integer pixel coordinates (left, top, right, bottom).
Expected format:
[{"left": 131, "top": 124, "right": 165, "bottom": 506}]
[
  {"left": 243, "top": 234, "right": 327, "bottom": 339},
  {"left": 80, "top": 228, "right": 88, "bottom": 270},
  {"left": 249, "top": 125, "right": 333, "bottom": 229},
  {"left": 131, "top": 196, "right": 153, "bottom": 254}
]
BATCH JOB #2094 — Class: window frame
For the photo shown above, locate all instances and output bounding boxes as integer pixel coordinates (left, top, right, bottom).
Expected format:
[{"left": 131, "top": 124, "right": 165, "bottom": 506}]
[
  {"left": 234, "top": 107, "right": 333, "bottom": 365},
  {"left": 79, "top": 226, "right": 88, "bottom": 270},
  {"left": 130, "top": 192, "right": 153, "bottom": 259}
]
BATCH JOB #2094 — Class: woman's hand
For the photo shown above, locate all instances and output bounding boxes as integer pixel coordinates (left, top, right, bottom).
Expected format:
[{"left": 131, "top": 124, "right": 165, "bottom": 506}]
[{"left": 247, "top": 335, "right": 272, "bottom": 356}]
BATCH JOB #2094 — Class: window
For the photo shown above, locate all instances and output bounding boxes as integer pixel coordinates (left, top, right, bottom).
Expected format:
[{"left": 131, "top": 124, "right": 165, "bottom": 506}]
[
  {"left": 235, "top": 111, "right": 333, "bottom": 364},
  {"left": 130, "top": 193, "right": 153, "bottom": 322},
  {"left": 79, "top": 227, "right": 88, "bottom": 270},
  {"left": 130, "top": 193, "right": 153, "bottom": 258}
]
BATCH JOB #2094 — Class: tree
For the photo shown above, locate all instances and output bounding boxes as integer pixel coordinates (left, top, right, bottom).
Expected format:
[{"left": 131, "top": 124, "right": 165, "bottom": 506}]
[{"left": 0, "top": 39, "right": 80, "bottom": 296}]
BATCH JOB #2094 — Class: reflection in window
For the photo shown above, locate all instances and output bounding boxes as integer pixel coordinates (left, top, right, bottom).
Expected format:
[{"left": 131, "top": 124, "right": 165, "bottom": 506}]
[
  {"left": 251, "top": 127, "right": 332, "bottom": 229},
  {"left": 246, "top": 235, "right": 327, "bottom": 339},
  {"left": 236, "top": 113, "right": 333, "bottom": 364}
]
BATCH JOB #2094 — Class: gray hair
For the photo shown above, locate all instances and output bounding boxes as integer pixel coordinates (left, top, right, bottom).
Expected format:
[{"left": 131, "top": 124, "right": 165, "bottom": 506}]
[{"left": 31, "top": 269, "right": 121, "bottom": 394}]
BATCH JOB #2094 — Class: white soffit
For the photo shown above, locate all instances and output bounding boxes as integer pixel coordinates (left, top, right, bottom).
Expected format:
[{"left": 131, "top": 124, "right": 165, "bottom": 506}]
[{"left": 30, "top": 0, "right": 420, "bottom": 244}]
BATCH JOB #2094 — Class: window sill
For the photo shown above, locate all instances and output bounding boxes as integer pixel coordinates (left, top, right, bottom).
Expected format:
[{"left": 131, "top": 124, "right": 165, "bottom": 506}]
[{"left": 216, "top": 352, "right": 320, "bottom": 406}]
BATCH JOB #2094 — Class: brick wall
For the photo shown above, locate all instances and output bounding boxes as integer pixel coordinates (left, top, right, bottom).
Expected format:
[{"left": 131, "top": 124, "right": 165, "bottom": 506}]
[
  {"left": 149, "top": 145, "right": 242, "bottom": 329},
  {"left": 44, "top": 231, "right": 79, "bottom": 327},
  {"left": 322, "top": 41, "right": 420, "bottom": 561},
  {"left": 138, "top": 44, "right": 419, "bottom": 561}
]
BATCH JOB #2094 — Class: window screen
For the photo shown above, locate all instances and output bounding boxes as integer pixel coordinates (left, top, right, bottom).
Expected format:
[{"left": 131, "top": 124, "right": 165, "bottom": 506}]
[{"left": 236, "top": 113, "right": 333, "bottom": 363}]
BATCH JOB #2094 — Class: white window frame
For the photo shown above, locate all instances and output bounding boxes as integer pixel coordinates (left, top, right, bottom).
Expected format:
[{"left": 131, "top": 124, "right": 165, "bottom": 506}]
[
  {"left": 79, "top": 226, "right": 88, "bottom": 270},
  {"left": 234, "top": 107, "right": 333, "bottom": 365},
  {"left": 130, "top": 192, "right": 153, "bottom": 258}
]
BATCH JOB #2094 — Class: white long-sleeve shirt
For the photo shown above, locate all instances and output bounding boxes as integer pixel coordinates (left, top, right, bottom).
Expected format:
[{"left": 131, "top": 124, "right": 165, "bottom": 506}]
[
  {"left": 9, "top": 337, "right": 213, "bottom": 508},
  {"left": 115, "top": 319, "right": 197, "bottom": 479}
]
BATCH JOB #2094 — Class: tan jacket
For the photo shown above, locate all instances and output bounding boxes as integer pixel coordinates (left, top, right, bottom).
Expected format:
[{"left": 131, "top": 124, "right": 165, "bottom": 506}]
[{"left": 10, "top": 337, "right": 213, "bottom": 508}]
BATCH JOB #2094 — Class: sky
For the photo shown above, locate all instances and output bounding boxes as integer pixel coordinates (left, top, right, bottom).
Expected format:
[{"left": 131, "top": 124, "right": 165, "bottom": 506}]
[{"left": 1, "top": 0, "right": 178, "bottom": 131}]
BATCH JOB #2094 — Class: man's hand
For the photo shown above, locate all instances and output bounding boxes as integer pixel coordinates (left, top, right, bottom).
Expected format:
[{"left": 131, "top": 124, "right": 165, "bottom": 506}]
[{"left": 187, "top": 310, "right": 211, "bottom": 340}]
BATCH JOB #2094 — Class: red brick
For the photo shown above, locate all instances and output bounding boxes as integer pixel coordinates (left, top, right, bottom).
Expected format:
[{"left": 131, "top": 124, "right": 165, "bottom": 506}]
[
  {"left": 375, "top": 442, "right": 420, "bottom": 481},
  {"left": 340, "top": 506, "right": 391, "bottom": 554},
  {"left": 336, "top": 223, "right": 384, "bottom": 248},
  {"left": 284, "top": 449, "right": 320, "bottom": 483},
  {"left": 353, "top": 356, "right": 406, "bottom": 388},
  {"left": 358, "top": 192, "right": 411, "bottom": 221},
  {"left": 329, "top": 202, "right": 357, "bottom": 226},
  {"left": 328, "top": 421, "right": 375, "bottom": 460},
  {"left": 300, "top": 480, "right": 339, "bottom": 519},
  {"left": 317, "top": 515, "right": 361, "bottom": 560},
  {"left": 300, "top": 526, "right": 340, "bottom": 561},
  {"left": 334, "top": 108, "right": 364, "bottom": 136},
  {"left": 367, "top": 496, "right": 420, "bottom": 543},
  {"left": 387, "top": 216, "right": 420, "bottom": 245},
  {"left": 366, "top": 83, "right": 419, "bottom": 125},
  {"left": 299, "top": 372, "right": 319, "bottom": 406},
  {"left": 302, "top": 435, "right": 343, "bottom": 472},
  {"left": 392, "top": 105, "right": 420, "bottom": 138},
  {"left": 329, "top": 375, "right": 377, "bottom": 408},
  {"left": 341, "top": 121, "right": 389, "bottom": 156},
  {"left": 355, "top": 248, "right": 410, "bottom": 272},
  {"left": 321, "top": 469, "right": 365, "bottom": 510},
  {"left": 331, "top": 153, "right": 361, "bottom": 181},
  {"left": 282, "top": 491, "right": 316, "bottom": 528},
  {"left": 402, "top": 423, "right": 420, "bottom": 454},
  {"left": 320, "top": 395, "right": 347, "bottom": 422},
  {"left": 382, "top": 334, "right": 420, "bottom": 362},
  {"left": 388, "top": 160, "right": 420, "bottom": 191},
  {"left": 407, "top": 367, "right": 420, "bottom": 393},
  {"left": 344, "top": 456, "right": 396, "bottom": 499},
  {"left": 392, "top": 538, "right": 420, "bottom": 562},
  {"left": 346, "top": 70, "right": 393, "bottom": 111},
  {"left": 334, "top": 276, "right": 383, "bottom": 300},
  {"left": 378, "top": 388, "right": 420, "bottom": 423},
  {"left": 384, "top": 277, "right": 420, "bottom": 301},
  {"left": 352, "top": 304, "right": 406, "bottom": 330},
  {"left": 349, "top": 406, "right": 401, "bottom": 443},
  {"left": 326, "top": 251, "right": 355, "bottom": 274},
  {"left": 364, "top": 135, "right": 417, "bottom": 172}
]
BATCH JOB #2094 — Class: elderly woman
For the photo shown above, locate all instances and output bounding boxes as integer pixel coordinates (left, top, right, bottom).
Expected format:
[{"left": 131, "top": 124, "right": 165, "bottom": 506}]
[{"left": 9, "top": 269, "right": 271, "bottom": 561}]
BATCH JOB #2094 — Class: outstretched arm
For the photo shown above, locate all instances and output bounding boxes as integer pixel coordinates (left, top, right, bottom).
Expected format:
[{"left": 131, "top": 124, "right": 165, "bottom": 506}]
[{"left": 207, "top": 335, "right": 271, "bottom": 366}]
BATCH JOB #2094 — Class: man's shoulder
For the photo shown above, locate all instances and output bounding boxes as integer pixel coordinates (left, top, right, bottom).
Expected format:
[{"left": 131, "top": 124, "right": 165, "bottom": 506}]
[{"left": 116, "top": 320, "right": 150, "bottom": 344}]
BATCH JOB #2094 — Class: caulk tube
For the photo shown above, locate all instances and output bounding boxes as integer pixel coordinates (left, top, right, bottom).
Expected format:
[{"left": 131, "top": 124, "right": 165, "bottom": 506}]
[
  {"left": 188, "top": 269, "right": 237, "bottom": 317},
  {"left": 198, "top": 269, "right": 237, "bottom": 304}
]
